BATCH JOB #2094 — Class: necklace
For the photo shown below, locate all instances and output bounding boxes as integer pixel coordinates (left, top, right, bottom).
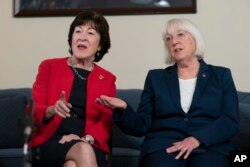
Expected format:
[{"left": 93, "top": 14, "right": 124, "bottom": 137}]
[{"left": 69, "top": 57, "right": 93, "bottom": 80}]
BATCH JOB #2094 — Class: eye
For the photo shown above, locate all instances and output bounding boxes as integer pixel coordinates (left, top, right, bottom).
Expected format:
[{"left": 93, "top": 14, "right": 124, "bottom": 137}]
[
  {"left": 177, "top": 31, "right": 186, "bottom": 37},
  {"left": 88, "top": 31, "right": 95, "bottom": 35},
  {"left": 88, "top": 28, "right": 97, "bottom": 35},
  {"left": 74, "top": 27, "right": 82, "bottom": 33},
  {"left": 165, "top": 36, "right": 172, "bottom": 42}
]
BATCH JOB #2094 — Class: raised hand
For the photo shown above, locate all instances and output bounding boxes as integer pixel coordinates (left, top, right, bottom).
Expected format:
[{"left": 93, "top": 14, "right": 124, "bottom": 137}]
[
  {"left": 96, "top": 95, "right": 127, "bottom": 110},
  {"left": 166, "top": 136, "right": 200, "bottom": 159},
  {"left": 45, "top": 91, "right": 72, "bottom": 119}
]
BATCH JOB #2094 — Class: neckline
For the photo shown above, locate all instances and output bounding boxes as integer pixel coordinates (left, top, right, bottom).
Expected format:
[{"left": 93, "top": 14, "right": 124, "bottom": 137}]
[{"left": 179, "top": 77, "right": 197, "bottom": 81}]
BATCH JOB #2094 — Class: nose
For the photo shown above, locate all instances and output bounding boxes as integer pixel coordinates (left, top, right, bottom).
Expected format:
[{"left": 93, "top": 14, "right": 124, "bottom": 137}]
[
  {"left": 79, "top": 32, "right": 87, "bottom": 41},
  {"left": 171, "top": 36, "right": 179, "bottom": 46}
]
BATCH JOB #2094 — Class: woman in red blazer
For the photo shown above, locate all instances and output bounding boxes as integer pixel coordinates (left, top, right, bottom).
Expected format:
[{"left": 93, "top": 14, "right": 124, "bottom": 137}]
[{"left": 31, "top": 11, "right": 116, "bottom": 167}]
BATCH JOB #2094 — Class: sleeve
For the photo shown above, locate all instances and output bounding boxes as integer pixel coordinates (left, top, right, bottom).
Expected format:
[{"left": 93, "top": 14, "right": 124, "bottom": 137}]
[
  {"left": 190, "top": 69, "right": 240, "bottom": 147},
  {"left": 84, "top": 75, "right": 116, "bottom": 146},
  {"left": 113, "top": 71, "right": 154, "bottom": 137},
  {"left": 32, "top": 60, "right": 55, "bottom": 127}
]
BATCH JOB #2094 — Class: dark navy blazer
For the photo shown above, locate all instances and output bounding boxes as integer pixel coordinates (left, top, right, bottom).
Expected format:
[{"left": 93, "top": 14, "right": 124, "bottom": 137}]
[{"left": 114, "top": 59, "right": 239, "bottom": 158}]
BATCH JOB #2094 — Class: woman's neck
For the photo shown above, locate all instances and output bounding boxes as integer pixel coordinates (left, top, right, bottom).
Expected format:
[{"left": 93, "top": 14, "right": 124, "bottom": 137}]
[
  {"left": 68, "top": 56, "right": 94, "bottom": 71},
  {"left": 177, "top": 59, "right": 200, "bottom": 79}
]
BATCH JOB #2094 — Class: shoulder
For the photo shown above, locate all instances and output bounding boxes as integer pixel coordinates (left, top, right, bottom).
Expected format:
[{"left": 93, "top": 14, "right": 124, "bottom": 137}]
[
  {"left": 147, "top": 64, "right": 176, "bottom": 76},
  {"left": 199, "top": 59, "right": 230, "bottom": 74},
  {"left": 39, "top": 57, "right": 67, "bottom": 66},
  {"left": 199, "top": 59, "right": 232, "bottom": 78},
  {"left": 148, "top": 68, "right": 166, "bottom": 75},
  {"left": 146, "top": 68, "right": 168, "bottom": 80},
  {"left": 203, "top": 63, "right": 234, "bottom": 85},
  {"left": 207, "top": 64, "right": 231, "bottom": 76},
  {"left": 93, "top": 64, "right": 116, "bottom": 80},
  {"left": 38, "top": 57, "right": 68, "bottom": 71},
  {"left": 36, "top": 57, "right": 68, "bottom": 76}
]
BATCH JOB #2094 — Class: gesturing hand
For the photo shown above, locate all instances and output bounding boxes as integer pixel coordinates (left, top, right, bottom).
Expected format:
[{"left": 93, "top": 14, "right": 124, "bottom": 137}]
[
  {"left": 96, "top": 95, "right": 127, "bottom": 110},
  {"left": 46, "top": 91, "right": 72, "bottom": 119},
  {"left": 166, "top": 136, "right": 200, "bottom": 159}
]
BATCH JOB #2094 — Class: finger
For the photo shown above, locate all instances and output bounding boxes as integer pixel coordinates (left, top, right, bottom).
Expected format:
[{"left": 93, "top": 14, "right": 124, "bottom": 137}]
[
  {"left": 166, "top": 145, "right": 179, "bottom": 153},
  {"left": 59, "top": 136, "right": 66, "bottom": 144},
  {"left": 70, "top": 134, "right": 80, "bottom": 140},
  {"left": 166, "top": 146, "right": 174, "bottom": 153},
  {"left": 102, "top": 99, "right": 113, "bottom": 107},
  {"left": 183, "top": 148, "right": 192, "bottom": 159},
  {"left": 54, "top": 107, "right": 67, "bottom": 118},
  {"left": 57, "top": 105, "right": 70, "bottom": 117},
  {"left": 99, "top": 97, "right": 113, "bottom": 107},
  {"left": 175, "top": 148, "right": 186, "bottom": 159},
  {"left": 63, "top": 110, "right": 71, "bottom": 118},
  {"left": 74, "top": 136, "right": 80, "bottom": 140},
  {"left": 99, "top": 96, "right": 112, "bottom": 103},
  {"left": 96, "top": 96, "right": 106, "bottom": 103},
  {"left": 57, "top": 101, "right": 70, "bottom": 112},
  {"left": 65, "top": 138, "right": 74, "bottom": 143},
  {"left": 60, "top": 91, "right": 66, "bottom": 102},
  {"left": 173, "top": 142, "right": 181, "bottom": 145},
  {"left": 96, "top": 98, "right": 105, "bottom": 105},
  {"left": 100, "top": 95, "right": 109, "bottom": 100},
  {"left": 66, "top": 102, "right": 72, "bottom": 109},
  {"left": 57, "top": 102, "right": 71, "bottom": 117},
  {"left": 59, "top": 140, "right": 64, "bottom": 144},
  {"left": 59, "top": 91, "right": 71, "bottom": 111}
]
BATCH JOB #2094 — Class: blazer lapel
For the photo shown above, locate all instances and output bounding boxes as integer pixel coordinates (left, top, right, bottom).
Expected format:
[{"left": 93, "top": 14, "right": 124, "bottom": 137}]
[
  {"left": 165, "top": 64, "right": 183, "bottom": 112},
  {"left": 189, "top": 59, "right": 210, "bottom": 111}
]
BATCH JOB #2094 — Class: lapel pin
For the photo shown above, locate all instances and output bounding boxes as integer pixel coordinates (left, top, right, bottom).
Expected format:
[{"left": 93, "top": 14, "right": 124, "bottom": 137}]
[
  {"left": 99, "top": 75, "right": 104, "bottom": 80},
  {"left": 202, "top": 74, "right": 206, "bottom": 77}
]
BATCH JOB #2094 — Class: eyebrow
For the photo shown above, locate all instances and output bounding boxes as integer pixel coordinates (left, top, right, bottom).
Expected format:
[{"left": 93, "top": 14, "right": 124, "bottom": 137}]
[
  {"left": 76, "top": 26, "right": 96, "bottom": 31},
  {"left": 166, "top": 30, "right": 187, "bottom": 35}
]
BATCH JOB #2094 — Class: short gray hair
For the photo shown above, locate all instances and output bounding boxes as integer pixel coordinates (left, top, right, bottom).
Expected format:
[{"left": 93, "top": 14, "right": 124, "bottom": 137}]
[{"left": 163, "top": 18, "right": 205, "bottom": 64}]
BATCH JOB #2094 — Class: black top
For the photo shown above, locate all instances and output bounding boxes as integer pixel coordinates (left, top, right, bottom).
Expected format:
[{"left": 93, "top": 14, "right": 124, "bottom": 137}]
[{"left": 53, "top": 67, "right": 90, "bottom": 139}]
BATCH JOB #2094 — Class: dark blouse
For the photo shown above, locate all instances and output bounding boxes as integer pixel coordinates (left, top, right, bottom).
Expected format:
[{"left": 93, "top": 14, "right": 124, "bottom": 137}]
[{"left": 53, "top": 67, "right": 90, "bottom": 138}]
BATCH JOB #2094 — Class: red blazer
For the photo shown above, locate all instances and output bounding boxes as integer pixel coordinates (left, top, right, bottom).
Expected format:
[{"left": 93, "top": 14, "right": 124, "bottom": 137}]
[{"left": 30, "top": 57, "right": 116, "bottom": 152}]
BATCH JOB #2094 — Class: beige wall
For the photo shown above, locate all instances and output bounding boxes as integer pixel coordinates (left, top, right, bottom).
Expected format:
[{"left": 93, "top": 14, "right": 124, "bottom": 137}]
[{"left": 1, "top": 0, "right": 250, "bottom": 91}]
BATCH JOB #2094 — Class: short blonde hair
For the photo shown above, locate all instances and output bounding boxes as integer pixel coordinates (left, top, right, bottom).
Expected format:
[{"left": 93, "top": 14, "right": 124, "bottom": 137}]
[{"left": 163, "top": 18, "right": 205, "bottom": 64}]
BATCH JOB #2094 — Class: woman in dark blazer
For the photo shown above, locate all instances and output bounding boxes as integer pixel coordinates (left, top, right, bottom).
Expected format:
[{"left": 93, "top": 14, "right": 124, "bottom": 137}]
[{"left": 97, "top": 18, "right": 239, "bottom": 167}]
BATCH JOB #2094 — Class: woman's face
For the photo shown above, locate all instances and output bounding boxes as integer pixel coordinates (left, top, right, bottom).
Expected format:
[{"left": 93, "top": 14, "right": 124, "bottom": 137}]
[
  {"left": 166, "top": 29, "right": 196, "bottom": 63},
  {"left": 71, "top": 23, "right": 101, "bottom": 60}
]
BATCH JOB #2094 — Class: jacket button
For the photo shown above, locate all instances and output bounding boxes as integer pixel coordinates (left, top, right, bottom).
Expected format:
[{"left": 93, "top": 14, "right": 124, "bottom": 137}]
[{"left": 184, "top": 117, "right": 189, "bottom": 122}]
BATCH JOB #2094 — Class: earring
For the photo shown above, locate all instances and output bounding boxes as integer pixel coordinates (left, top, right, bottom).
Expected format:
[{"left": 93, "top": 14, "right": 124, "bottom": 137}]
[
  {"left": 97, "top": 51, "right": 100, "bottom": 56},
  {"left": 95, "top": 51, "right": 102, "bottom": 61}
]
